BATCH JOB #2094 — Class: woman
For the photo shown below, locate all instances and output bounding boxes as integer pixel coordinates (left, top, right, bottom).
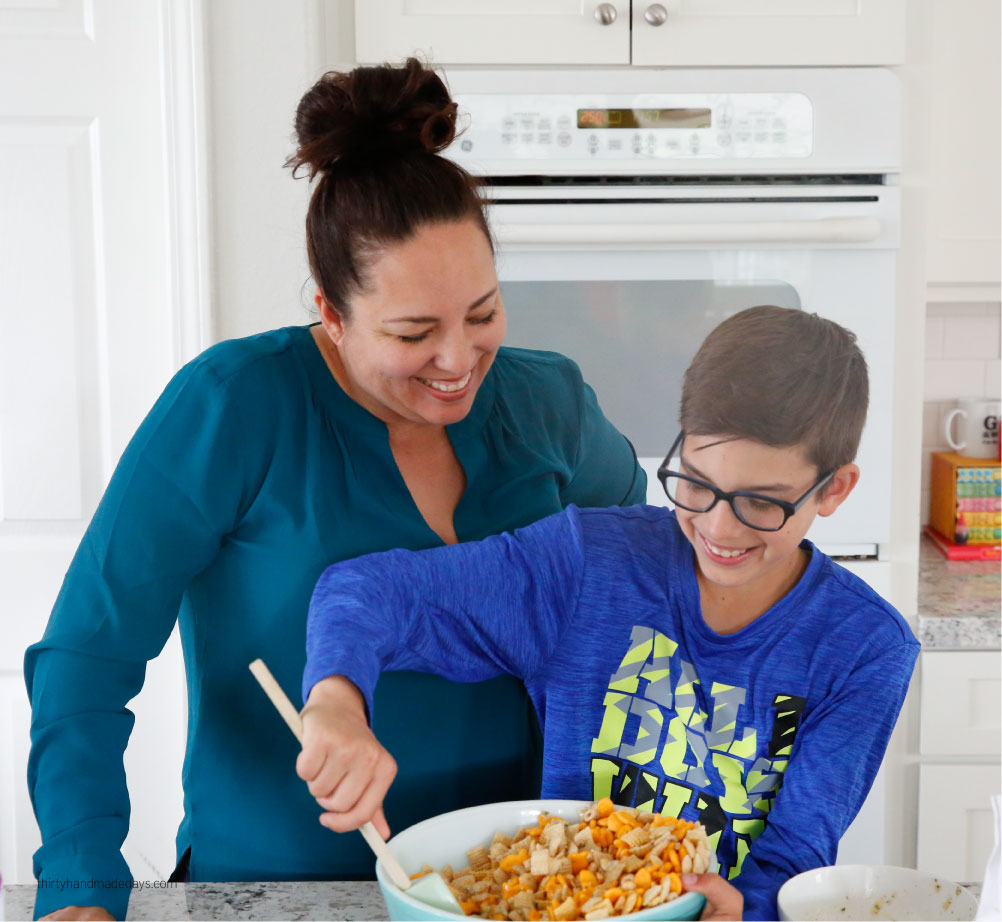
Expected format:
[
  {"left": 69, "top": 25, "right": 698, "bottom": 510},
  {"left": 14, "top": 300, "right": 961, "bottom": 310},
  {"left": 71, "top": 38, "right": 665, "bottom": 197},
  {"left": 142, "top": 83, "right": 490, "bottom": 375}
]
[{"left": 25, "top": 59, "right": 645, "bottom": 921}]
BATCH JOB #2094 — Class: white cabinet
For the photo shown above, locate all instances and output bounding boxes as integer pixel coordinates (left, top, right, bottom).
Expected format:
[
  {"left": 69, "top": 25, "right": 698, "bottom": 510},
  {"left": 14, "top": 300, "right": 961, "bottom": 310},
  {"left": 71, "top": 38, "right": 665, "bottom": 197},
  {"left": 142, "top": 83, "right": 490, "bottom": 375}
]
[
  {"left": 631, "top": 0, "right": 906, "bottom": 67},
  {"left": 925, "top": 0, "right": 1001, "bottom": 298},
  {"left": 918, "top": 764, "right": 999, "bottom": 882},
  {"left": 355, "top": 0, "right": 905, "bottom": 66},
  {"left": 916, "top": 651, "right": 1001, "bottom": 882},
  {"left": 355, "top": 1, "right": 630, "bottom": 65},
  {"left": 919, "top": 651, "right": 1001, "bottom": 757}
]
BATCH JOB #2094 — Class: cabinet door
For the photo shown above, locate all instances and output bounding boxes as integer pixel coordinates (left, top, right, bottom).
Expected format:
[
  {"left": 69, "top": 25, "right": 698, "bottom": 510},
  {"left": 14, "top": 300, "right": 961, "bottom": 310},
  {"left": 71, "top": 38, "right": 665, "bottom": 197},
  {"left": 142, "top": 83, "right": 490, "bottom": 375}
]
[
  {"left": 920, "top": 651, "right": 1001, "bottom": 757},
  {"left": 917, "top": 764, "right": 999, "bottom": 882},
  {"left": 355, "top": 1, "right": 630, "bottom": 65},
  {"left": 632, "top": 0, "right": 906, "bottom": 66},
  {"left": 925, "top": 0, "right": 1001, "bottom": 291}
]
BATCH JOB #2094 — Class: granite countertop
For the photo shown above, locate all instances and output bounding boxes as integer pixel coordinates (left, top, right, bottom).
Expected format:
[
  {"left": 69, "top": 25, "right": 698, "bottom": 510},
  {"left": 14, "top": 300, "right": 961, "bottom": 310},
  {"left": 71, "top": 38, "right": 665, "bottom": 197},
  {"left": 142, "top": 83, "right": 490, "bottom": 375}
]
[
  {"left": 2, "top": 881, "right": 389, "bottom": 922},
  {"left": 917, "top": 534, "right": 1001, "bottom": 650},
  {"left": 1, "top": 880, "right": 985, "bottom": 921}
]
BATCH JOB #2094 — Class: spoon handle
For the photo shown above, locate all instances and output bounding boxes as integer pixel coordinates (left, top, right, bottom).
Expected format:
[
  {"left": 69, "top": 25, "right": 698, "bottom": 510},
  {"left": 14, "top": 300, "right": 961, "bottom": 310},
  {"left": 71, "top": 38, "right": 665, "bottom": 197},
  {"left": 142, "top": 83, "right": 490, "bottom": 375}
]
[{"left": 248, "top": 658, "right": 413, "bottom": 892}]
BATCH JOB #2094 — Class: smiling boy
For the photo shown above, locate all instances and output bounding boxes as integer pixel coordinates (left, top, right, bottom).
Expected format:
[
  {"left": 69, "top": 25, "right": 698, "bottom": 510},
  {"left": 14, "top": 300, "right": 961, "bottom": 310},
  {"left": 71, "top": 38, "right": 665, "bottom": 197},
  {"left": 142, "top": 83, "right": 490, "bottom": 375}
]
[{"left": 297, "top": 306, "right": 919, "bottom": 920}]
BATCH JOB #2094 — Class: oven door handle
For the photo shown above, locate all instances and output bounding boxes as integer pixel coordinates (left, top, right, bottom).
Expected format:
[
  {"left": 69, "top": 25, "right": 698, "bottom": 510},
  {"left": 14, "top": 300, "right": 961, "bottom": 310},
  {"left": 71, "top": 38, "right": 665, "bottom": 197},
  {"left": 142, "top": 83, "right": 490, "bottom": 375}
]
[{"left": 494, "top": 216, "right": 882, "bottom": 247}]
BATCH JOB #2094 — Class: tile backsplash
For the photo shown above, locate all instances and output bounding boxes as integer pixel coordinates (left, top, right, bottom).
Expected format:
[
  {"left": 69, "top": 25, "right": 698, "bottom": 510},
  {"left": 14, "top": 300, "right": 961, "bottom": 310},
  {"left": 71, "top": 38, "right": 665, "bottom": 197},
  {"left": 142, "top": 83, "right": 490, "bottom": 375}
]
[{"left": 922, "top": 301, "right": 1002, "bottom": 524}]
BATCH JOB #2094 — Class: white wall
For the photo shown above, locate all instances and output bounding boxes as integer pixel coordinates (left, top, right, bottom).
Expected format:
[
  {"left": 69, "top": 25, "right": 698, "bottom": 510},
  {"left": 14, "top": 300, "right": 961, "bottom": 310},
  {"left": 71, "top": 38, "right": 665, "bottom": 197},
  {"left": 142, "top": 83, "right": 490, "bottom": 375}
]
[
  {"left": 922, "top": 303, "right": 1002, "bottom": 523},
  {"left": 206, "top": 0, "right": 334, "bottom": 342}
]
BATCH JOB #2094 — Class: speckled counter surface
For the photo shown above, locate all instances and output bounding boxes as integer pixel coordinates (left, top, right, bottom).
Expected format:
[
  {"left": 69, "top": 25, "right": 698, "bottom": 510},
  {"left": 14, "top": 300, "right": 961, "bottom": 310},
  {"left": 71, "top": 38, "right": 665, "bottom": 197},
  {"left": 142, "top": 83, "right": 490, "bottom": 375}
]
[
  {"left": 918, "top": 535, "right": 1001, "bottom": 649},
  {"left": 2, "top": 880, "right": 984, "bottom": 921},
  {"left": 2, "top": 882, "right": 389, "bottom": 921}
]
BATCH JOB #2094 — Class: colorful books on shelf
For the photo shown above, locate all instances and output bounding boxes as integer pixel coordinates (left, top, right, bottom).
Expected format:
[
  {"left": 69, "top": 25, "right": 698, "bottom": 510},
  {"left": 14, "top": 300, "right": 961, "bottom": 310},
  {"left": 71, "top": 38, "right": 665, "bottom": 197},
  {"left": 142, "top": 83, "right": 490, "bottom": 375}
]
[{"left": 924, "top": 525, "right": 1001, "bottom": 561}]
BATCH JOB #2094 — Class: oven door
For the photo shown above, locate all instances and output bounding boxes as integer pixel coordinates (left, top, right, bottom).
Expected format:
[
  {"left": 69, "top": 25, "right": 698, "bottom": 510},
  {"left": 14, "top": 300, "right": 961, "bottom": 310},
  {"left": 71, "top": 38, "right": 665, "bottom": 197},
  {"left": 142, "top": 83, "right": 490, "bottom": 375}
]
[{"left": 492, "top": 182, "right": 898, "bottom": 557}]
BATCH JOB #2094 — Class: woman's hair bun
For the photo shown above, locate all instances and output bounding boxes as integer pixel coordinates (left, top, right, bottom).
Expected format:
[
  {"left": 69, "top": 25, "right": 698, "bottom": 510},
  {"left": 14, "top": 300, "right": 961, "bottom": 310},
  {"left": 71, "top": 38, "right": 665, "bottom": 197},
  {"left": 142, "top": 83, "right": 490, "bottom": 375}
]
[{"left": 288, "top": 57, "right": 459, "bottom": 178}]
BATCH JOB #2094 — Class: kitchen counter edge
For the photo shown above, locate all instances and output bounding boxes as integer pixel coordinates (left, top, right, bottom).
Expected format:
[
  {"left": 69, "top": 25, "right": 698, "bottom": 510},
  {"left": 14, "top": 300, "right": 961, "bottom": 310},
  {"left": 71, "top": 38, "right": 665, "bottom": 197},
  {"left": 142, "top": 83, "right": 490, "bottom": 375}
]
[{"left": 917, "top": 535, "right": 1000, "bottom": 650}]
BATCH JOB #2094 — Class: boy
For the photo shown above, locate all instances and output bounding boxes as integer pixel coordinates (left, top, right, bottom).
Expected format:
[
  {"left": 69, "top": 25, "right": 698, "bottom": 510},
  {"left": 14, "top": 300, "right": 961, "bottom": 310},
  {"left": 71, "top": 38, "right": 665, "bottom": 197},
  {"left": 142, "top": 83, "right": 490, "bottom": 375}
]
[{"left": 297, "top": 306, "right": 919, "bottom": 920}]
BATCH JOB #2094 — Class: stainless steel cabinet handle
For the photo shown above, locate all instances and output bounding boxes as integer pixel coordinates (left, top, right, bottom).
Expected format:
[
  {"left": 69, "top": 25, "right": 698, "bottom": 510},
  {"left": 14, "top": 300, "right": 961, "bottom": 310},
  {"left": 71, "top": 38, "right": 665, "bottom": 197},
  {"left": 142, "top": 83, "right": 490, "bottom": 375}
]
[
  {"left": 594, "top": 3, "right": 617, "bottom": 25},
  {"left": 644, "top": 3, "right": 668, "bottom": 26}
]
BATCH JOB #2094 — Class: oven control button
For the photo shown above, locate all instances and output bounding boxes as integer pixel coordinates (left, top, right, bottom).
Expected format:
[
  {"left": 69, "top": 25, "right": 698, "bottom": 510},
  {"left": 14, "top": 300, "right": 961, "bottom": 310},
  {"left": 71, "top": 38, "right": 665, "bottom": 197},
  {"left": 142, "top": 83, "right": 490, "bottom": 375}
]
[
  {"left": 502, "top": 117, "right": 515, "bottom": 132},
  {"left": 520, "top": 117, "right": 534, "bottom": 130},
  {"left": 501, "top": 132, "right": 515, "bottom": 146},
  {"left": 689, "top": 134, "right": 701, "bottom": 154},
  {"left": 520, "top": 132, "right": 534, "bottom": 145},
  {"left": 717, "top": 131, "right": 732, "bottom": 148},
  {"left": 608, "top": 138, "right": 623, "bottom": 151},
  {"left": 538, "top": 132, "right": 552, "bottom": 145},
  {"left": 557, "top": 131, "right": 572, "bottom": 147},
  {"left": 558, "top": 116, "right": 571, "bottom": 130},
  {"left": 538, "top": 118, "right": 552, "bottom": 132}
]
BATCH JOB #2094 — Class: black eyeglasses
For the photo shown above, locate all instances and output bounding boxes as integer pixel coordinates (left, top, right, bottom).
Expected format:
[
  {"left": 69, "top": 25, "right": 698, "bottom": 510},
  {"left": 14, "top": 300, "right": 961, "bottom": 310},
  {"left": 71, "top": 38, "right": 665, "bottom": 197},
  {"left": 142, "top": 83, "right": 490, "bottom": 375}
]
[{"left": 657, "top": 431, "right": 835, "bottom": 532}]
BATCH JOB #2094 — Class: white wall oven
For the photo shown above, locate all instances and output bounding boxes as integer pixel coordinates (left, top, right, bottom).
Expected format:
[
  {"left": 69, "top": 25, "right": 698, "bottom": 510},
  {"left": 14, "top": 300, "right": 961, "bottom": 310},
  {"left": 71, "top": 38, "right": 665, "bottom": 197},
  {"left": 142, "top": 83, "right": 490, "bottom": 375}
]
[
  {"left": 447, "top": 66, "right": 902, "bottom": 867},
  {"left": 447, "top": 68, "right": 900, "bottom": 563}
]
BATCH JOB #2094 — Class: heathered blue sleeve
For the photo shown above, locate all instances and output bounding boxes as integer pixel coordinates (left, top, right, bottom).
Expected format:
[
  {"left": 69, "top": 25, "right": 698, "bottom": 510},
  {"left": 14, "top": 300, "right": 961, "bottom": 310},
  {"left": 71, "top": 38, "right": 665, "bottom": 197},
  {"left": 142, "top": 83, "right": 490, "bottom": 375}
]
[
  {"left": 23, "top": 359, "right": 255, "bottom": 921},
  {"left": 734, "top": 640, "right": 919, "bottom": 920},
  {"left": 561, "top": 377, "right": 646, "bottom": 508},
  {"left": 303, "top": 508, "right": 586, "bottom": 715}
]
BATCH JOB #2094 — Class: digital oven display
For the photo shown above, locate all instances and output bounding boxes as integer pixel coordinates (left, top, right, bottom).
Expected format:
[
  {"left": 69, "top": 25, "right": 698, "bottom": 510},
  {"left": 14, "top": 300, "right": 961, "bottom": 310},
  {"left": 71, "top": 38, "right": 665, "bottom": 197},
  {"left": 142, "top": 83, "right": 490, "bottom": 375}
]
[{"left": 576, "top": 108, "right": 712, "bottom": 130}]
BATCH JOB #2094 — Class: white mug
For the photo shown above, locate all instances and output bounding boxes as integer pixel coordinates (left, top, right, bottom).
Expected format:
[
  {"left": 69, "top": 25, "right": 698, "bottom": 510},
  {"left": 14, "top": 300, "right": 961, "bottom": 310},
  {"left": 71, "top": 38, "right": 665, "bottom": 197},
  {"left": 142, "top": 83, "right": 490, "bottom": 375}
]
[{"left": 944, "top": 398, "right": 1000, "bottom": 459}]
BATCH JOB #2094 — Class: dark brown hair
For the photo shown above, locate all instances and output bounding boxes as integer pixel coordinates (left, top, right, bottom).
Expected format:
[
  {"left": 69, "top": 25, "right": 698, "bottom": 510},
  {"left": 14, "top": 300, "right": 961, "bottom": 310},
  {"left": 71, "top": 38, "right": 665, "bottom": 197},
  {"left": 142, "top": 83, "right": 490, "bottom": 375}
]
[
  {"left": 285, "top": 58, "right": 492, "bottom": 317},
  {"left": 680, "top": 305, "right": 869, "bottom": 474}
]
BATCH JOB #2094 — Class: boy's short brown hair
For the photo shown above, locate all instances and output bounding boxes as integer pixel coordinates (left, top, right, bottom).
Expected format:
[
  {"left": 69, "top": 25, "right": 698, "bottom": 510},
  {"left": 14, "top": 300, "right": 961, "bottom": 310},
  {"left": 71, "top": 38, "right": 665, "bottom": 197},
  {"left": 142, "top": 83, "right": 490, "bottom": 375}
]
[{"left": 680, "top": 305, "right": 868, "bottom": 474}]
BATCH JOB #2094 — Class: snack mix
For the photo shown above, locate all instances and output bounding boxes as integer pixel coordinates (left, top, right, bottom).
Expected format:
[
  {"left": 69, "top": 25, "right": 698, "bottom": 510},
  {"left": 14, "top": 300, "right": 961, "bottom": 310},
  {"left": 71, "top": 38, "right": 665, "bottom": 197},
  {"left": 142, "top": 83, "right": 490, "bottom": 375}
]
[{"left": 410, "top": 798, "right": 712, "bottom": 921}]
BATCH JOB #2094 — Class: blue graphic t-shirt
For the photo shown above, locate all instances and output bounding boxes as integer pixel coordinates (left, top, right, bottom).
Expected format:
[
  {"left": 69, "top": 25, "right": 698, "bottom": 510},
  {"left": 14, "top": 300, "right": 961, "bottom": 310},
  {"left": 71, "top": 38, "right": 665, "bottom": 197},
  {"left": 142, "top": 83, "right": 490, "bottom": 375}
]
[{"left": 305, "top": 504, "right": 919, "bottom": 921}]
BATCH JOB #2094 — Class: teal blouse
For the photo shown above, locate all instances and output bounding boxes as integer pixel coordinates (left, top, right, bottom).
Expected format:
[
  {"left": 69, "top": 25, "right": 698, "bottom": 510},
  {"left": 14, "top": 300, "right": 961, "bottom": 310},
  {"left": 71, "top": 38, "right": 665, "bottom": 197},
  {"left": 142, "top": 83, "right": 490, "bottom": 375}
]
[{"left": 24, "top": 324, "right": 645, "bottom": 920}]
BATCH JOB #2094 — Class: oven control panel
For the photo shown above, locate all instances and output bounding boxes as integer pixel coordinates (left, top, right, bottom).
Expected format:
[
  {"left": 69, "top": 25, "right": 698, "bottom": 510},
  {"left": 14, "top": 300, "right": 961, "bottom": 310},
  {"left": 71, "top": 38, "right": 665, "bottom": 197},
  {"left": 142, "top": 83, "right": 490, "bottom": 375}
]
[{"left": 450, "top": 93, "right": 813, "bottom": 162}]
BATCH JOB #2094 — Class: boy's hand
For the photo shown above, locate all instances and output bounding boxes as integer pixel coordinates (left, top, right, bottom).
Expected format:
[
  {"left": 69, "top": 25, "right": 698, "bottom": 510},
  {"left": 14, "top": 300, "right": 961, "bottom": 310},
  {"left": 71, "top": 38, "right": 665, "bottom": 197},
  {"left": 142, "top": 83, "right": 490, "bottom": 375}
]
[
  {"left": 297, "top": 675, "right": 397, "bottom": 839},
  {"left": 681, "top": 872, "right": 744, "bottom": 921}
]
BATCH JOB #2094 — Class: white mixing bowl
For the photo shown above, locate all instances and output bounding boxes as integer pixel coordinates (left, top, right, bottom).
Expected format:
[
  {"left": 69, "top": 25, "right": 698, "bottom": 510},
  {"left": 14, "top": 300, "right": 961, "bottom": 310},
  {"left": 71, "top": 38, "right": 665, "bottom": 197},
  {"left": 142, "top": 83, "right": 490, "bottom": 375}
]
[
  {"left": 376, "top": 799, "right": 714, "bottom": 921},
  {"left": 777, "top": 864, "right": 978, "bottom": 921}
]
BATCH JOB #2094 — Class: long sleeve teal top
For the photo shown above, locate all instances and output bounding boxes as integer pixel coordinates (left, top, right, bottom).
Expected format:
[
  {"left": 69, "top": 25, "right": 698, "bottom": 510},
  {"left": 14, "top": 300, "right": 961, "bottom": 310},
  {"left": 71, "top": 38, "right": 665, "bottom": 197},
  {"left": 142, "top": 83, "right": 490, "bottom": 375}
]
[{"left": 23, "top": 324, "right": 646, "bottom": 920}]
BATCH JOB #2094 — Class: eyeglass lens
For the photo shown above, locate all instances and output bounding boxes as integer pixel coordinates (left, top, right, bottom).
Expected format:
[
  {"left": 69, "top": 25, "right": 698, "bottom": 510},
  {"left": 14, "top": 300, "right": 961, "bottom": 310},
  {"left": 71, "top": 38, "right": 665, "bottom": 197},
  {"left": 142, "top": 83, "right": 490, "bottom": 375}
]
[{"left": 666, "top": 476, "right": 788, "bottom": 530}]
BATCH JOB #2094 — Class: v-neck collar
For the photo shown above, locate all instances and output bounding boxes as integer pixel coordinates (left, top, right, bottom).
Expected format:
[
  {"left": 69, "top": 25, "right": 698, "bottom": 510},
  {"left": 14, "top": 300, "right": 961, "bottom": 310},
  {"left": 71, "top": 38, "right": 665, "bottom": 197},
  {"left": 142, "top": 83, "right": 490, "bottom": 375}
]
[{"left": 290, "top": 324, "right": 499, "bottom": 546}]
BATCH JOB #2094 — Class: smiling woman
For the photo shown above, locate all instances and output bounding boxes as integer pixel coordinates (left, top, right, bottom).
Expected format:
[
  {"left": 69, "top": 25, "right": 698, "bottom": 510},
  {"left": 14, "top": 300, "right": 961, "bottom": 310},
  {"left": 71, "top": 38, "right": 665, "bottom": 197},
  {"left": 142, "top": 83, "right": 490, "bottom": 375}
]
[
  {"left": 311, "top": 222, "right": 506, "bottom": 432},
  {"left": 308, "top": 219, "right": 507, "bottom": 546},
  {"left": 23, "top": 58, "right": 646, "bottom": 921}
]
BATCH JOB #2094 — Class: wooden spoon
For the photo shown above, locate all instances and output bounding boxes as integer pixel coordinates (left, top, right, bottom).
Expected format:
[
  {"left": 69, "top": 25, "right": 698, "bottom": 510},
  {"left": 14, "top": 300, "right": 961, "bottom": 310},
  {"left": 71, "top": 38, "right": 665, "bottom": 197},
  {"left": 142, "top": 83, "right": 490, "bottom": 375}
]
[{"left": 248, "top": 659, "right": 465, "bottom": 915}]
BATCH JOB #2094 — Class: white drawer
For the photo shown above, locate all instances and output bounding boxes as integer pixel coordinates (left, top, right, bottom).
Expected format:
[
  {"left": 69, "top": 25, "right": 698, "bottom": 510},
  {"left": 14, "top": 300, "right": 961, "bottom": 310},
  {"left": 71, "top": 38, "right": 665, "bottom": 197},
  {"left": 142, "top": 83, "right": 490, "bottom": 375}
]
[{"left": 920, "top": 651, "right": 1001, "bottom": 756}]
